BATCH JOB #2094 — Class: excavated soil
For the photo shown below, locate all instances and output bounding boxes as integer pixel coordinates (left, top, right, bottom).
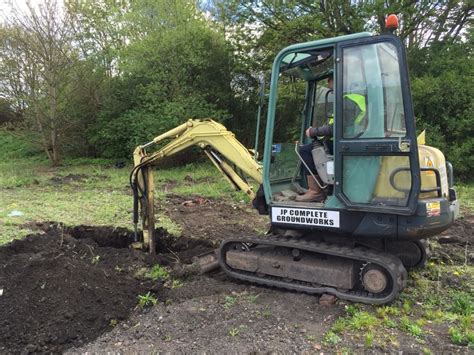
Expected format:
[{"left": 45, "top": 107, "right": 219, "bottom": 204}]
[{"left": 0, "top": 223, "right": 216, "bottom": 354}]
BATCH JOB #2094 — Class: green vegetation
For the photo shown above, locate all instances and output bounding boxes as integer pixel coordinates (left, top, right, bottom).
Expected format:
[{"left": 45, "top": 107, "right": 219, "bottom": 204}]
[
  {"left": 323, "top": 262, "right": 474, "bottom": 351},
  {"left": 0, "top": 1, "right": 471, "bottom": 181},
  {"left": 458, "top": 184, "right": 474, "bottom": 212},
  {"left": 0, "top": 155, "right": 241, "bottom": 245},
  {"left": 228, "top": 327, "right": 240, "bottom": 337},
  {"left": 322, "top": 331, "right": 342, "bottom": 346},
  {"left": 223, "top": 295, "right": 237, "bottom": 309},
  {"left": 137, "top": 292, "right": 158, "bottom": 308},
  {"left": 145, "top": 265, "right": 169, "bottom": 282}
]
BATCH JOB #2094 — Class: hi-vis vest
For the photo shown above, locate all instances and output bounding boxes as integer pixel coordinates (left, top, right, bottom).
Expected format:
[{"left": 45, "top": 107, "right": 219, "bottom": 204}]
[
  {"left": 344, "top": 93, "right": 367, "bottom": 125},
  {"left": 326, "top": 93, "right": 366, "bottom": 134}
]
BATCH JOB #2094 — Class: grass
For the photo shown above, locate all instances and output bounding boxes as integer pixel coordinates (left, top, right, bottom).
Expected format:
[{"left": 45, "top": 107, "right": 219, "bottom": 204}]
[
  {"left": 0, "top": 155, "right": 243, "bottom": 245},
  {"left": 324, "top": 263, "right": 474, "bottom": 351},
  {"left": 457, "top": 183, "right": 474, "bottom": 212}
]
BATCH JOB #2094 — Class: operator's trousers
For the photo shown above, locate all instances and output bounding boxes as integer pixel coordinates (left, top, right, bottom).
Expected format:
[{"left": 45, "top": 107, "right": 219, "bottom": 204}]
[{"left": 299, "top": 140, "right": 333, "bottom": 176}]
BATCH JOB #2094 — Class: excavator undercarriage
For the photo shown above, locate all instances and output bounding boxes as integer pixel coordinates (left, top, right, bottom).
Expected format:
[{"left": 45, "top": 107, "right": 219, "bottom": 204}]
[{"left": 219, "top": 235, "right": 407, "bottom": 304}]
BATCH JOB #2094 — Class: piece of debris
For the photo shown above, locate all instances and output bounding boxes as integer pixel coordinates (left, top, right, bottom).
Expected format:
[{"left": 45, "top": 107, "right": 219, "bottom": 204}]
[
  {"left": 181, "top": 198, "right": 208, "bottom": 206},
  {"left": 437, "top": 235, "right": 464, "bottom": 244},
  {"left": 319, "top": 293, "right": 337, "bottom": 306},
  {"left": 0, "top": 288, "right": 3, "bottom": 296},
  {"left": 7, "top": 210, "right": 24, "bottom": 217}
]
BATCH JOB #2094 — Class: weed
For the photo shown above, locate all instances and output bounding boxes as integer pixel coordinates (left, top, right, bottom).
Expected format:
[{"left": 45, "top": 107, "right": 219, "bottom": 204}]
[
  {"left": 400, "top": 317, "right": 423, "bottom": 338},
  {"left": 423, "top": 308, "right": 444, "bottom": 321},
  {"left": 244, "top": 293, "right": 260, "bottom": 303},
  {"left": 365, "top": 332, "right": 374, "bottom": 347},
  {"left": 91, "top": 255, "right": 100, "bottom": 265},
  {"left": 383, "top": 318, "right": 397, "bottom": 328},
  {"left": 262, "top": 308, "right": 272, "bottom": 317},
  {"left": 345, "top": 304, "right": 360, "bottom": 316},
  {"left": 449, "top": 327, "right": 465, "bottom": 345},
  {"left": 170, "top": 279, "right": 184, "bottom": 289},
  {"left": 384, "top": 306, "right": 401, "bottom": 316},
  {"left": 402, "top": 300, "right": 412, "bottom": 314},
  {"left": 449, "top": 291, "right": 473, "bottom": 316},
  {"left": 348, "top": 311, "right": 378, "bottom": 330},
  {"left": 323, "top": 331, "right": 341, "bottom": 346},
  {"left": 331, "top": 318, "right": 347, "bottom": 334},
  {"left": 228, "top": 327, "right": 240, "bottom": 337},
  {"left": 416, "top": 318, "right": 427, "bottom": 327},
  {"left": 137, "top": 292, "right": 158, "bottom": 308},
  {"left": 449, "top": 315, "right": 474, "bottom": 347},
  {"left": 224, "top": 296, "right": 237, "bottom": 309},
  {"left": 305, "top": 334, "right": 316, "bottom": 342},
  {"left": 109, "top": 319, "right": 118, "bottom": 327},
  {"left": 163, "top": 334, "right": 172, "bottom": 342},
  {"left": 459, "top": 315, "right": 472, "bottom": 331},
  {"left": 145, "top": 265, "right": 169, "bottom": 281},
  {"left": 422, "top": 347, "right": 433, "bottom": 355}
]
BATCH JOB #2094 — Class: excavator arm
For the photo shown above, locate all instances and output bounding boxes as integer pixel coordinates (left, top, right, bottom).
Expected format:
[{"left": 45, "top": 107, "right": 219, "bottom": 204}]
[{"left": 130, "top": 119, "right": 263, "bottom": 253}]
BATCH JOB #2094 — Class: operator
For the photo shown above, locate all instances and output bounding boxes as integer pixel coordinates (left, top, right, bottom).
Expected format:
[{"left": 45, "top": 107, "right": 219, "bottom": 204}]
[{"left": 296, "top": 73, "right": 367, "bottom": 202}]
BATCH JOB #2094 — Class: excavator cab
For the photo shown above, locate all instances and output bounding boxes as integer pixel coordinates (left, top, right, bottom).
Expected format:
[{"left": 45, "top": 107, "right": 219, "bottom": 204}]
[{"left": 264, "top": 33, "right": 458, "bottom": 239}]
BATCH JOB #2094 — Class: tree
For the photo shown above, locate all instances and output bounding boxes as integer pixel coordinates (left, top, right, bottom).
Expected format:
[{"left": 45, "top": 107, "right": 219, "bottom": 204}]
[
  {"left": 85, "top": 0, "right": 237, "bottom": 158},
  {"left": 0, "top": 0, "right": 78, "bottom": 165}
]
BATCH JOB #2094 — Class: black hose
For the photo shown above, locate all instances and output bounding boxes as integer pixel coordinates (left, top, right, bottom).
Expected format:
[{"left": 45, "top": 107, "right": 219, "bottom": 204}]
[{"left": 129, "top": 162, "right": 150, "bottom": 241}]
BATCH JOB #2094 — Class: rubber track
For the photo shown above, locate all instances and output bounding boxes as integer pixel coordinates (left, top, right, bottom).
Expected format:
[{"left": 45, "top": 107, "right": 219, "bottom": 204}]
[{"left": 218, "top": 235, "right": 407, "bottom": 305}]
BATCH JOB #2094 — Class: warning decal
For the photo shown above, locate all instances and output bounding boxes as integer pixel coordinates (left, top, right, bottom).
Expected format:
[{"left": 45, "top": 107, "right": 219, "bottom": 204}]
[
  {"left": 271, "top": 207, "right": 340, "bottom": 228},
  {"left": 426, "top": 201, "right": 441, "bottom": 217}
]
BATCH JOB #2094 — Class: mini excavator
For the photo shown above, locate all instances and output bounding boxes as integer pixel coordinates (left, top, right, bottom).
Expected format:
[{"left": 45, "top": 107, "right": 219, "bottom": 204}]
[{"left": 130, "top": 16, "right": 459, "bottom": 304}]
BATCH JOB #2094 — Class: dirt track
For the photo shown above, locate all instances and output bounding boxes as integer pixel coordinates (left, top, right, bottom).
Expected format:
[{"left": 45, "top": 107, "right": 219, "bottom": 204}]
[{"left": 0, "top": 196, "right": 472, "bottom": 353}]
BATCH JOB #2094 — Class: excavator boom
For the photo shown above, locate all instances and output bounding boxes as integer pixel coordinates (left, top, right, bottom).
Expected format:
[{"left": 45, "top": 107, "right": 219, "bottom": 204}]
[{"left": 130, "top": 119, "right": 263, "bottom": 252}]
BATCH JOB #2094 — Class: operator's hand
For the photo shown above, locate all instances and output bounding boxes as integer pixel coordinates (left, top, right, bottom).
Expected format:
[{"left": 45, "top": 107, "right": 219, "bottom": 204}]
[{"left": 305, "top": 127, "right": 313, "bottom": 137}]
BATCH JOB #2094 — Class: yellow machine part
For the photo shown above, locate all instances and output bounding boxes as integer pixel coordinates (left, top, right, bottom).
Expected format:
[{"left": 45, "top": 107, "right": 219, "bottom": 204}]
[
  {"left": 418, "top": 144, "right": 448, "bottom": 199},
  {"left": 373, "top": 131, "right": 449, "bottom": 201},
  {"left": 133, "top": 119, "right": 263, "bottom": 194},
  {"left": 131, "top": 119, "right": 263, "bottom": 252}
]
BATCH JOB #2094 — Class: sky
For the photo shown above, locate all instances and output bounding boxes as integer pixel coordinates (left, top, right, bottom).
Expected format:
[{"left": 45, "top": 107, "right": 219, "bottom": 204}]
[{"left": 0, "top": 0, "right": 64, "bottom": 24}]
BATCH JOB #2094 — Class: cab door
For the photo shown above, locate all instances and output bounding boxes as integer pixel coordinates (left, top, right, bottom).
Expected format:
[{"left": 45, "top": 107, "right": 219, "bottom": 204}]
[{"left": 334, "top": 35, "right": 420, "bottom": 215}]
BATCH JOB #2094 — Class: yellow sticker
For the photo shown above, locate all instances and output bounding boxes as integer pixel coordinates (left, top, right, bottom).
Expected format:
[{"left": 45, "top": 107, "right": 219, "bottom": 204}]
[
  {"left": 424, "top": 156, "right": 434, "bottom": 167},
  {"left": 426, "top": 201, "right": 441, "bottom": 217}
]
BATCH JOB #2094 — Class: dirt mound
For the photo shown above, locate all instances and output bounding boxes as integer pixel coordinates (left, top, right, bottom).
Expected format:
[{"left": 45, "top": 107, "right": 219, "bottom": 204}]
[
  {"left": 49, "top": 173, "right": 109, "bottom": 185},
  {"left": 434, "top": 214, "right": 473, "bottom": 264},
  {"left": 0, "top": 224, "right": 213, "bottom": 354},
  {"left": 165, "top": 194, "right": 268, "bottom": 242}
]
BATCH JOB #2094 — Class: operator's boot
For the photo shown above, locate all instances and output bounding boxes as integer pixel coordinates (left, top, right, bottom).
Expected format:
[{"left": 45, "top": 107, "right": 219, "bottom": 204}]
[{"left": 295, "top": 175, "right": 326, "bottom": 202}]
